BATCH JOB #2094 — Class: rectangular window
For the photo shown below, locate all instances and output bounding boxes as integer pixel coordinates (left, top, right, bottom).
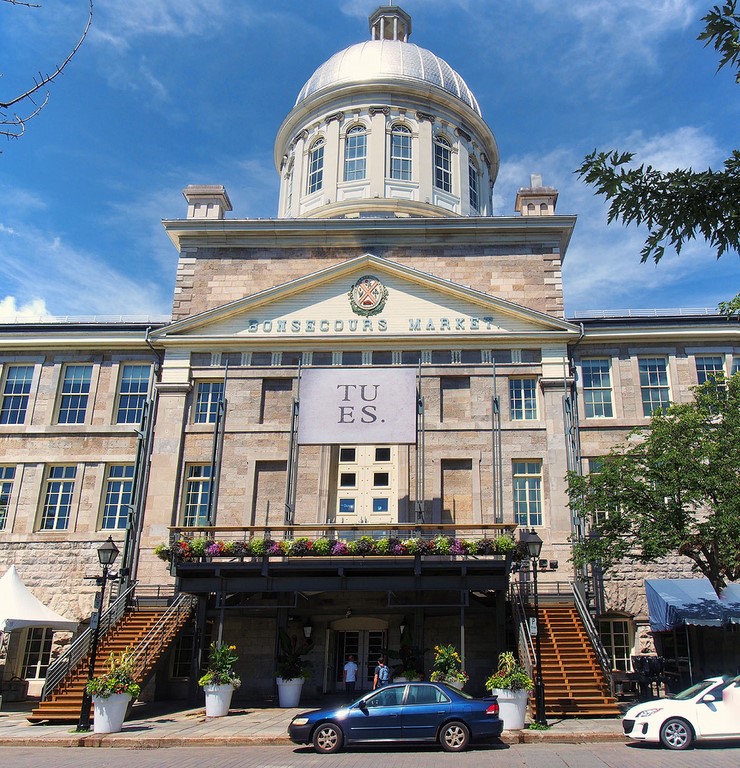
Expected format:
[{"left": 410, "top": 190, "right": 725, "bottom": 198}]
[
  {"left": 339, "top": 498, "right": 355, "bottom": 514},
  {"left": 21, "top": 627, "right": 53, "bottom": 679},
  {"left": 434, "top": 139, "right": 452, "bottom": 192},
  {"left": 116, "top": 364, "right": 151, "bottom": 424},
  {"left": 468, "top": 163, "right": 479, "bottom": 212},
  {"left": 0, "top": 365, "right": 34, "bottom": 425},
  {"left": 582, "top": 359, "right": 614, "bottom": 418},
  {"left": 182, "top": 464, "right": 211, "bottom": 526},
  {"left": 0, "top": 466, "right": 15, "bottom": 530},
  {"left": 695, "top": 355, "right": 724, "bottom": 384},
  {"left": 372, "top": 498, "right": 389, "bottom": 513},
  {"left": 57, "top": 364, "right": 92, "bottom": 424},
  {"left": 194, "top": 381, "right": 224, "bottom": 424},
  {"left": 170, "top": 633, "right": 196, "bottom": 679},
  {"left": 373, "top": 472, "right": 389, "bottom": 487},
  {"left": 732, "top": 357, "right": 739, "bottom": 376},
  {"left": 40, "top": 466, "right": 76, "bottom": 530},
  {"left": 340, "top": 472, "right": 356, "bottom": 488},
  {"left": 638, "top": 357, "right": 670, "bottom": 416},
  {"left": 101, "top": 464, "right": 134, "bottom": 530},
  {"left": 509, "top": 378, "right": 538, "bottom": 420},
  {"left": 343, "top": 127, "right": 367, "bottom": 181},
  {"left": 390, "top": 126, "right": 412, "bottom": 180},
  {"left": 513, "top": 461, "right": 542, "bottom": 527},
  {"left": 599, "top": 619, "right": 634, "bottom": 672}
]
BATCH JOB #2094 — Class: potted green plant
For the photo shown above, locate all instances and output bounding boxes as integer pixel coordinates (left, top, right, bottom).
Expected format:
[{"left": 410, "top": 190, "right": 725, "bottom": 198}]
[
  {"left": 276, "top": 628, "right": 313, "bottom": 707},
  {"left": 85, "top": 648, "right": 141, "bottom": 734},
  {"left": 485, "top": 651, "right": 534, "bottom": 730},
  {"left": 428, "top": 644, "right": 469, "bottom": 689},
  {"left": 390, "top": 636, "right": 426, "bottom": 682},
  {"left": 198, "top": 642, "right": 241, "bottom": 717}
]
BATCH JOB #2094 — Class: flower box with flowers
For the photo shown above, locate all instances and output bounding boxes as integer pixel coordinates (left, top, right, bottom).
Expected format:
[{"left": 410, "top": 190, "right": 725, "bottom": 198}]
[{"left": 156, "top": 533, "right": 515, "bottom": 564}]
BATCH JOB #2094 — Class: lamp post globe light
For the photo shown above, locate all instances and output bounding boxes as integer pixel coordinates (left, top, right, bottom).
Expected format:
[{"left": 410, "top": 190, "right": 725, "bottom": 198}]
[
  {"left": 520, "top": 528, "right": 546, "bottom": 726},
  {"left": 76, "top": 537, "right": 120, "bottom": 732}
]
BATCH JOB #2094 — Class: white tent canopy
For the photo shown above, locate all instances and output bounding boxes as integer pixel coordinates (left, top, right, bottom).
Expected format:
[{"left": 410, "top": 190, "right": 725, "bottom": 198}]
[{"left": 0, "top": 565, "right": 78, "bottom": 632}]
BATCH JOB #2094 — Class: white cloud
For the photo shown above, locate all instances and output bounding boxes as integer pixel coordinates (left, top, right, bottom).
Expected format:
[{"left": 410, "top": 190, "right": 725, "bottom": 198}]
[{"left": 0, "top": 296, "right": 51, "bottom": 322}]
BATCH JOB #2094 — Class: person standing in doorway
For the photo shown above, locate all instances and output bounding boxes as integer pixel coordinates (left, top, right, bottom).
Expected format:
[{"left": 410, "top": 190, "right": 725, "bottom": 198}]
[
  {"left": 343, "top": 654, "right": 358, "bottom": 694},
  {"left": 373, "top": 656, "right": 389, "bottom": 689}
]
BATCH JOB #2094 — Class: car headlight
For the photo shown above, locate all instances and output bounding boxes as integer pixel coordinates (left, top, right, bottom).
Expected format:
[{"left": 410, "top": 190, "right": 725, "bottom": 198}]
[
  {"left": 635, "top": 707, "right": 663, "bottom": 718},
  {"left": 291, "top": 717, "right": 310, "bottom": 726}
]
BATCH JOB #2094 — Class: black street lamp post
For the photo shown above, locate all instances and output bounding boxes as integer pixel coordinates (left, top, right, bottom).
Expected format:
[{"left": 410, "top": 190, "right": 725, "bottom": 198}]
[
  {"left": 76, "top": 537, "right": 120, "bottom": 732},
  {"left": 521, "top": 528, "right": 547, "bottom": 726}
]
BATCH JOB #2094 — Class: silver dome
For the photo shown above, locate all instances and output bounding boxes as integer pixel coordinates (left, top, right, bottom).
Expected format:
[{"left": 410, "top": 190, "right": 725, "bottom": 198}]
[{"left": 295, "top": 39, "right": 481, "bottom": 116}]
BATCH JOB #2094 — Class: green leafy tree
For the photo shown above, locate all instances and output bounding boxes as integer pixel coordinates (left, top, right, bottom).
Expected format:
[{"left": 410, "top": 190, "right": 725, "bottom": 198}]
[
  {"left": 568, "top": 376, "right": 740, "bottom": 597},
  {"left": 576, "top": 2, "right": 740, "bottom": 264}
]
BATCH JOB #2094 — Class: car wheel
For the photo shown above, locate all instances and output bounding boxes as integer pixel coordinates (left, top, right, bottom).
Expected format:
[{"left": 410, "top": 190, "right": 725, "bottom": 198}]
[
  {"left": 440, "top": 720, "right": 470, "bottom": 752},
  {"left": 312, "top": 722, "right": 343, "bottom": 754},
  {"left": 659, "top": 717, "right": 694, "bottom": 750}
]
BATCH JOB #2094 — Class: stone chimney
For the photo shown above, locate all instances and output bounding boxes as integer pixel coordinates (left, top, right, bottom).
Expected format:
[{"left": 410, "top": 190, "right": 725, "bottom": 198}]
[
  {"left": 515, "top": 174, "right": 558, "bottom": 216},
  {"left": 182, "top": 185, "right": 233, "bottom": 220}
]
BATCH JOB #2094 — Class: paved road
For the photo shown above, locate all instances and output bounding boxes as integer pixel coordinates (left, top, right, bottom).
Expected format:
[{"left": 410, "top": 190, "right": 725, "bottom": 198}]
[{"left": 4, "top": 743, "right": 740, "bottom": 768}]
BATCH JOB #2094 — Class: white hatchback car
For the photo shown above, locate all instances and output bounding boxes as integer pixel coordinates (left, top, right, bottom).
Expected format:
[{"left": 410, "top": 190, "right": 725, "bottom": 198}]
[{"left": 623, "top": 675, "right": 740, "bottom": 750}]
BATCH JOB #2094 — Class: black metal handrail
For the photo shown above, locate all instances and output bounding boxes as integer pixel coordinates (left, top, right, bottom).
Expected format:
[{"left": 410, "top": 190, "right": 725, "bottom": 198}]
[
  {"left": 510, "top": 581, "right": 536, "bottom": 680},
  {"left": 41, "top": 582, "right": 137, "bottom": 701},
  {"left": 571, "top": 580, "right": 614, "bottom": 696}
]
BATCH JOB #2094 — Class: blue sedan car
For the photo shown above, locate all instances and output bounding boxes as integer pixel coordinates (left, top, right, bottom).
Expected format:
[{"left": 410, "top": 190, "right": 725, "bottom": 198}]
[{"left": 288, "top": 682, "right": 503, "bottom": 753}]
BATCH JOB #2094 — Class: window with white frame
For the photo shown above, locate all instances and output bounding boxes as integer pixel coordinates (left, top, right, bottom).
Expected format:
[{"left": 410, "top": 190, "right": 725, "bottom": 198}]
[
  {"left": 0, "top": 465, "right": 15, "bottom": 530},
  {"left": 101, "top": 464, "right": 134, "bottom": 530},
  {"left": 344, "top": 124, "right": 367, "bottom": 181},
  {"left": 513, "top": 461, "right": 542, "bottom": 527},
  {"left": 39, "top": 465, "right": 76, "bottom": 530},
  {"left": 598, "top": 617, "right": 634, "bottom": 672},
  {"left": 638, "top": 357, "right": 670, "bottom": 416},
  {"left": 582, "top": 358, "right": 614, "bottom": 418},
  {"left": 587, "top": 457, "right": 609, "bottom": 525},
  {"left": 194, "top": 381, "right": 224, "bottom": 424},
  {"left": 468, "top": 160, "right": 479, "bottom": 212},
  {"left": 433, "top": 135, "right": 452, "bottom": 192},
  {"left": 509, "top": 378, "right": 538, "bottom": 420},
  {"left": 1, "top": 365, "right": 34, "bottom": 425},
  {"left": 57, "top": 364, "right": 92, "bottom": 424},
  {"left": 732, "top": 357, "right": 740, "bottom": 376},
  {"left": 695, "top": 355, "right": 725, "bottom": 384},
  {"left": 182, "top": 464, "right": 211, "bottom": 526},
  {"left": 116, "top": 363, "right": 151, "bottom": 424},
  {"left": 390, "top": 124, "right": 412, "bottom": 180},
  {"left": 307, "top": 138, "right": 325, "bottom": 194},
  {"left": 21, "top": 627, "right": 53, "bottom": 679}
]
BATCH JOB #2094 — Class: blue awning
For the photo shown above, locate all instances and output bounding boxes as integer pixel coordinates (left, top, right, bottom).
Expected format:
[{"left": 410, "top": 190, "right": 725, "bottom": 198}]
[{"left": 646, "top": 578, "right": 726, "bottom": 631}]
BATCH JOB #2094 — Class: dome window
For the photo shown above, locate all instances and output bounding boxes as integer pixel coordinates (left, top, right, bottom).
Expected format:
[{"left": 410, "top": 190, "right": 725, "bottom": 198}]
[
  {"left": 344, "top": 125, "right": 367, "bottom": 182},
  {"left": 434, "top": 135, "right": 452, "bottom": 193},
  {"left": 468, "top": 160, "right": 480, "bottom": 213},
  {"left": 307, "top": 138, "right": 325, "bottom": 194},
  {"left": 390, "top": 124, "right": 412, "bottom": 181}
]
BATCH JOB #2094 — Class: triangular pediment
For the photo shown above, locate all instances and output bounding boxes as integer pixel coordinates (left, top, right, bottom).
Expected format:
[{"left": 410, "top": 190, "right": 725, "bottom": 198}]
[{"left": 152, "top": 254, "right": 579, "bottom": 343}]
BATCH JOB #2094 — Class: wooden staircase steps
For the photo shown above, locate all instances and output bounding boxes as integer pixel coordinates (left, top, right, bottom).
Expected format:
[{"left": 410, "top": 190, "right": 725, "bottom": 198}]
[
  {"left": 532, "top": 603, "right": 620, "bottom": 718},
  {"left": 28, "top": 607, "right": 188, "bottom": 724}
]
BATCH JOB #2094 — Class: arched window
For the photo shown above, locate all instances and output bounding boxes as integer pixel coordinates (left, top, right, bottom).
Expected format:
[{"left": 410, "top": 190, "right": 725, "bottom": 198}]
[
  {"left": 390, "top": 124, "right": 412, "bottom": 180},
  {"left": 434, "top": 135, "right": 452, "bottom": 192},
  {"left": 468, "top": 160, "right": 479, "bottom": 212},
  {"left": 344, "top": 125, "right": 367, "bottom": 181},
  {"left": 307, "top": 138, "right": 325, "bottom": 194}
]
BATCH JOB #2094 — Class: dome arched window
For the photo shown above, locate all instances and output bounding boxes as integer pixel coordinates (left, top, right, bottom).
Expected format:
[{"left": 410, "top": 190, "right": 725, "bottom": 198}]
[
  {"left": 468, "top": 159, "right": 480, "bottom": 213},
  {"left": 390, "top": 124, "right": 412, "bottom": 180},
  {"left": 344, "top": 125, "right": 367, "bottom": 182},
  {"left": 307, "top": 138, "right": 325, "bottom": 194},
  {"left": 434, "top": 135, "right": 452, "bottom": 193}
]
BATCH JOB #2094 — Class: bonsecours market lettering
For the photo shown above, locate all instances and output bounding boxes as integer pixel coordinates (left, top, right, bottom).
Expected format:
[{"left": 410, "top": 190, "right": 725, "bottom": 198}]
[{"left": 245, "top": 316, "right": 499, "bottom": 333}]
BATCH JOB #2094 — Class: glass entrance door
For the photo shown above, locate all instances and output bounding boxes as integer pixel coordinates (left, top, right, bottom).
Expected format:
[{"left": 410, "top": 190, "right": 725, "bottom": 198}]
[{"left": 332, "top": 630, "right": 386, "bottom": 692}]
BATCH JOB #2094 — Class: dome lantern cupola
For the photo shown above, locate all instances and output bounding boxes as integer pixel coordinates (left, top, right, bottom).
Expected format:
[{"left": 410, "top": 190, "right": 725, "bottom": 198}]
[
  {"left": 369, "top": 5, "right": 411, "bottom": 41},
  {"left": 275, "top": 5, "right": 499, "bottom": 220}
]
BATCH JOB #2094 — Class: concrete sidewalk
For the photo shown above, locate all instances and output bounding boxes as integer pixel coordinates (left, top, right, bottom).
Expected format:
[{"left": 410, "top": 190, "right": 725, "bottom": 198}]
[{"left": 0, "top": 699, "right": 626, "bottom": 748}]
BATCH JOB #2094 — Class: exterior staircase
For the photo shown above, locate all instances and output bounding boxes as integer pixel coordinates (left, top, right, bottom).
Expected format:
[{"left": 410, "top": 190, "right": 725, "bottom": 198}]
[
  {"left": 28, "top": 600, "right": 193, "bottom": 724},
  {"left": 534, "top": 602, "right": 620, "bottom": 718}
]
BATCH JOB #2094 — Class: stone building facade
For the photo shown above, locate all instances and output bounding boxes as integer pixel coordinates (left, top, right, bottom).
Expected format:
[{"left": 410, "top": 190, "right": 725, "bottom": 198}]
[{"left": 1, "top": 5, "right": 737, "bottom": 701}]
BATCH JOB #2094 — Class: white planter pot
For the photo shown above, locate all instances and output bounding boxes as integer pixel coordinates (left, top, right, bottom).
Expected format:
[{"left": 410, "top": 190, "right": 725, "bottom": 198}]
[
  {"left": 489, "top": 688, "right": 529, "bottom": 730},
  {"left": 203, "top": 683, "right": 234, "bottom": 717},
  {"left": 447, "top": 680, "right": 465, "bottom": 690},
  {"left": 92, "top": 692, "right": 131, "bottom": 734},
  {"left": 276, "top": 677, "right": 304, "bottom": 707}
]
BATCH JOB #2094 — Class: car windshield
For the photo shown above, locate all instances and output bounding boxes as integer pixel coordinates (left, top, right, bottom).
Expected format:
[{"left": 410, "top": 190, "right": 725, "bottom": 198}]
[{"left": 673, "top": 678, "right": 723, "bottom": 700}]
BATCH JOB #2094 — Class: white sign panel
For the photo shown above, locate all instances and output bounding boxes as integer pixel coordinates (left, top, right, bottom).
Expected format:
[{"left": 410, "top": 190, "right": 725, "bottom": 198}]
[{"left": 297, "top": 368, "right": 417, "bottom": 445}]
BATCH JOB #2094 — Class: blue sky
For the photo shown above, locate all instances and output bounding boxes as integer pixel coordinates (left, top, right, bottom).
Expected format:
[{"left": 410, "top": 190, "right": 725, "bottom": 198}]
[{"left": 1, "top": 0, "right": 738, "bottom": 321}]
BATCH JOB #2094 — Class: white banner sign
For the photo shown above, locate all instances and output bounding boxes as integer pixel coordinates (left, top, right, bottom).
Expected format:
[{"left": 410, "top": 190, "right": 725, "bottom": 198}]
[{"left": 297, "top": 368, "right": 417, "bottom": 445}]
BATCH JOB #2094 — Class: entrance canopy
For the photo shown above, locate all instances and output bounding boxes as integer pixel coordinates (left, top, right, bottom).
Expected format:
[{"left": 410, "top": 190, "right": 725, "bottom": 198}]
[
  {"left": 0, "top": 565, "right": 78, "bottom": 632},
  {"left": 645, "top": 578, "right": 740, "bottom": 632}
]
